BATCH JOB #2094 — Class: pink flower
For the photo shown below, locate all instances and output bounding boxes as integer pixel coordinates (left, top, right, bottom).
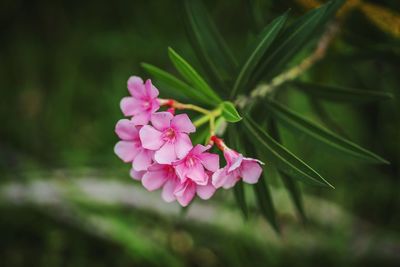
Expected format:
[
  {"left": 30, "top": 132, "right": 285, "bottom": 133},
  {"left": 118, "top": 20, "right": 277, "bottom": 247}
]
[
  {"left": 173, "top": 144, "right": 219, "bottom": 186},
  {"left": 174, "top": 175, "right": 216, "bottom": 207},
  {"left": 114, "top": 119, "right": 154, "bottom": 171},
  {"left": 212, "top": 148, "right": 264, "bottom": 189},
  {"left": 141, "top": 164, "right": 181, "bottom": 202},
  {"left": 139, "top": 112, "right": 195, "bottom": 164},
  {"left": 120, "top": 76, "right": 160, "bottom": 125}
]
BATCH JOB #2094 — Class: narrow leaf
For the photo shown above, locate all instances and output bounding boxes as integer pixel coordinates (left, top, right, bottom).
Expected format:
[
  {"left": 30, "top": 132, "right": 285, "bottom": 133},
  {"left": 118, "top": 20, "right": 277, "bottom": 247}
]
[
  {"left": 266, "top": 100, "right": 389, "bottom": 164},
  {"left": 291, "top": 81, "right": 394, "bottom": 103},
  {"left": 183, "top": 0, "right": 237, "bottom": 92},
  {"left": 231, "top": 12, "right": 289, "bottom": 97},
  {"left": 253, "top": 0, "right": 344, "bottom": 81},
  {"left": 254, "top": 174, "right": 280, "bottom": 233},
  {"left": 141, "top": 63, "right": 213, "bottom": 105},
  {"left": 168, "top": 47, "right": 222, "bottom": 104},
  {"left": 243, "top": 118, "right": 334, "bottom": 187},
  {"left": 267, "top": 119, "right": 306, "bottom": 222},
  {"left": 221, "top": 101, "right": 242, "bottom": 122}
]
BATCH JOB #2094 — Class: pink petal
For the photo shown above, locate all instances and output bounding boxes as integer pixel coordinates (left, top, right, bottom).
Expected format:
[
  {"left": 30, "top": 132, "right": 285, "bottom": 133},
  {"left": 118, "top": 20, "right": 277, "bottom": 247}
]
[
  {"left": 115, "top": 119, "right": 138, "bottom": 141},
  {"left": 154, "top": 142, "right": 176, "bottom": 164},
  {"left": 142, "top": 169, "right": 168, "bottom": 191},
  {"left": 144, "top": 79, "right": 159, "bottom": 99},
  {"left": 174, "top": 133, "right": 193, "bottom": 159},
  {"left": 174, "top": 163, "right": 188, "bottom": 182},
  {"left": 196, "top": 183, "right": 216, "bottom": 200},
  {"left": 240, "top": 160, "right": 263, "bottom": 184},
  {"left": 171, "top": 114, "right": 195, "bottom": 133},
  {"left": 151, "top": 112, "right": 173, "bottom": 131},
  {"left": 211, "top": 168, "right": 228, "bottom": 188},
  {"left": 186, "top": 164, "right": 208, "bottom": 185},
  {"left": 191, "top": 144, "right": 209, "bottom": 156},
  {"left": 114, "top": 141, "right": 139, "bottom": 162},
  {"left": 174, "top": 181, "right": 196, "bottom": 207},
  {"left": 228, "top": 154, "right": 243, "bottom": 172},
  {"left": 162, "top": 179, "right": 179, "bottom": 203},
  {"left": 139, "top": 125, "right": 164, "bottom": 150},
  {"left": 131, "top": 112, "right": 151, "bottom": 125},
  {"left": 133, "top": 149, "right": 153, "bottom": 171},
  {"left": 199, "top": 152, "right": 219, "bottom": 172},
  {"left": 222, "top": 172, "right": 240, "bottom": 189},
  {"left": 120, "top": 97, "right": 142, "bottom": 116},
  {"left": 130, "top": 169, "right": 145, "bottom": 181},
  {"left": 127, "top": 76, "right": 146, "bottom": 99}
]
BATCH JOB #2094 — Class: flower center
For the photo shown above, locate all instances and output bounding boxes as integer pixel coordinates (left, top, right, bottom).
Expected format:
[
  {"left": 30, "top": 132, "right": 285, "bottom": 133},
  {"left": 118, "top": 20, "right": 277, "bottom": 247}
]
[
  {"left": 185, "top": 156, "right": 197, "bottom": 168},
  {"left": 142, "top": 101, "right": 151, "bottom": 110},
  {"left": 162, "top": 128, "right": 176, "bottom": 142}
]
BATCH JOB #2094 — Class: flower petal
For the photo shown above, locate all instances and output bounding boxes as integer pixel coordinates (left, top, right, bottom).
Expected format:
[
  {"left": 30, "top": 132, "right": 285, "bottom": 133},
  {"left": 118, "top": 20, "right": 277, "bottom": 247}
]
[
  {"left": 130, "top": 169, "right": 145, "bottom": 181},
  {"left": 151, "top": 112, "right": 173, "bottom": 131},
  {"left": 154, "top": 142, "right": 176, "bottom": 164},
  {"left": 114, "top": 141, "right": 139, "bottom": 162},
  {"left": 211, "top": 168, "right": 228, "bottom": 188},
  {"left": 228, "top": 154, "right": 243, "bottom": 172},
  {"left": 196, "top": 183, "right": 216, "bottom": 200},
  {"left": 131, "top": 112, "right": 151, "bottom": 125},
  {"left": 132, "top": 149, "right": 153, "bottom": 171},
  {"left": 127, "top": 76, "right": 146, "bottom": 99},
  {"left": 199, "top": 152, "right": 219, "bottom": 172},
  {"left": 139, "top": 125, "right": 164, "bottom": 150},
  {"left": 142, "top": 169, "right": 168, "bottom": 191},
  {"left": 240, "top": 160, "right": 263, "bottom": 184},
  {"left": 174, "top": 133, "right": 193, "bottom": 159},
  {"left": 162, "top": 179, "right": 179, "bottom": 203},
  {"left": 115, "top": 119, "right": 138, "bottom": 141},
  {"left": 144, "top": 79, "right": 159, "bottom": 99},
  {"left": 171, "top": 114, "right": 195, "bottom": 133},
  {"left": 174, "top": 181, "right": 196, "bottom": 207},
  {"left": 186, "top": 164, "right": 208, "bottom": 185},
  {"left": 120, "top": 97, "right": 143, "bottom": 116}
]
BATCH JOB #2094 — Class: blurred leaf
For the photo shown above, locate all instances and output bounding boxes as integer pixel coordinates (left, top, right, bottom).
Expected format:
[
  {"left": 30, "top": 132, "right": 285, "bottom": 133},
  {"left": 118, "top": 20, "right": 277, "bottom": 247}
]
[
  {"left": 231, "top": 12, "right": 289, "bottom": 97},
  {"left": 228, "top": 126, "right": 249, "bottom": 220},
  {"left": 253, "top": 173, "right": 280, "bottom": 233},
  {"left": 253, "top": 0, "right": 344, "bottom": 81},
  {"left": 221, "top": 101, "right": 242, "bottom": 122},
  {"left": 182, "top": 0, "right": 237, "bottom": 92},
  {"left": 168, "top": 47, "right": 222, "bottom": 104},
  {"left": 141, "top": 63, "right": 213, "bottom": 105},
  {"left": 266, "top": 99, "right": 389, "bottom": 164},
  {"left": 268, "top": 119, "right": 306, "bottom": 222},
  {"left": 243, "top": 118, "right": 334, "bottom": 187},
  {"left": 292, "top": 81, "right": 394, "bottom": 103}
]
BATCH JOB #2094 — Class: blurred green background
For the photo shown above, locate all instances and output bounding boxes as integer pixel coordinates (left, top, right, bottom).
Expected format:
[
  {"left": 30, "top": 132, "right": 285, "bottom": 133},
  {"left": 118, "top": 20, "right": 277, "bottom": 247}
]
[{"left": 0, "top": 0, "right": 399, "bottom": 266}]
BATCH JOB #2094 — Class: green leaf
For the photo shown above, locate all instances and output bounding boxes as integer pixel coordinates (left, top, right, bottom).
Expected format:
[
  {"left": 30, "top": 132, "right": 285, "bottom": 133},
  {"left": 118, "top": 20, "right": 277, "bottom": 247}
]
[
  {"left": 168, "top": 47, "right": 222, "bottom": 104},
  {"left": 267, "top": 119, "right": 306, "bottom": 222},
  {"left": 253, "top": 174, "right": 280, "bottom": 233},
  {"left": 253, "top": 0, "right": 344, "bottom": 81},
  {"left": 266, "top": 100, "right": 389, "bottom": 164},
  {"left": 182, "top": 0, "right": 237, "bottom": 92},
  {"left": 233, "top": 181, "right": 249, "bottom": 220},
  {"left": 291, "top": 81, "right": 394, "bottom": 103},
  {"left": 221, "top": 101, "right": 242, "bottom": 122},
  {"left": 243, "top": 118, "right": 334, "bottom": 187},
  {"left": 141, "top": 63, "right": 213, "bottom": 105},
  {"left": 231, "top": 12, "right": 289, "bottom": 97},
  {"left": 228, "top": 126, "right": 249, "bottom": 220}
]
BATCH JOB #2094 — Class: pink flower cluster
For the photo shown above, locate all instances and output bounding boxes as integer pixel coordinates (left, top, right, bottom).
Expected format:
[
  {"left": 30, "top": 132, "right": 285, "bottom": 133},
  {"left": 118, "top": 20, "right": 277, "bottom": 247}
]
[{"left": 115, "top": 76, "right": 264, "bottom": 206}]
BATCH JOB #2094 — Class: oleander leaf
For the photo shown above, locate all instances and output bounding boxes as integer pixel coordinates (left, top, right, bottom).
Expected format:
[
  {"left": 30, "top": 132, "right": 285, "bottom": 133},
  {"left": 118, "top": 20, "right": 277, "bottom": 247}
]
[
  {"left": 231, "top": 11, "right": 289, "bottom": 97},
  {"left": 266, "top": 100, "right": 389, "bottom": 164},
  {"left": 267, "top": 119, "right": 306, "bottom": 222},
  {"left": 183, "top": 0, "right": 237, "bottom": 92},
  {"left": 221, "top": 101, "right": 242, "bottom": 122},
  {"left": 253, "top": 0, "right": 344, "bottom": 82},
  {"left": 291, "top": 81, "right": 394, "bottom": 103},
  {"left": 168, "top": 47, "right": 222, "bottom": 104},
  {"left": 141, "top": 63, "right": 213, "bottom": 105},
  {"left": 243, "top": 118, "right": 334, "bottom": 187}
]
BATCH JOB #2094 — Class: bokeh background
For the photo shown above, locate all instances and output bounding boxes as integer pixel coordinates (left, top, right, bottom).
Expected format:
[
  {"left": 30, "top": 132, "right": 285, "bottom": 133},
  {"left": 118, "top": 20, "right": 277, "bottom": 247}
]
[{"left": 1, "top": 0, "right": 399, "bottom": 266}]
